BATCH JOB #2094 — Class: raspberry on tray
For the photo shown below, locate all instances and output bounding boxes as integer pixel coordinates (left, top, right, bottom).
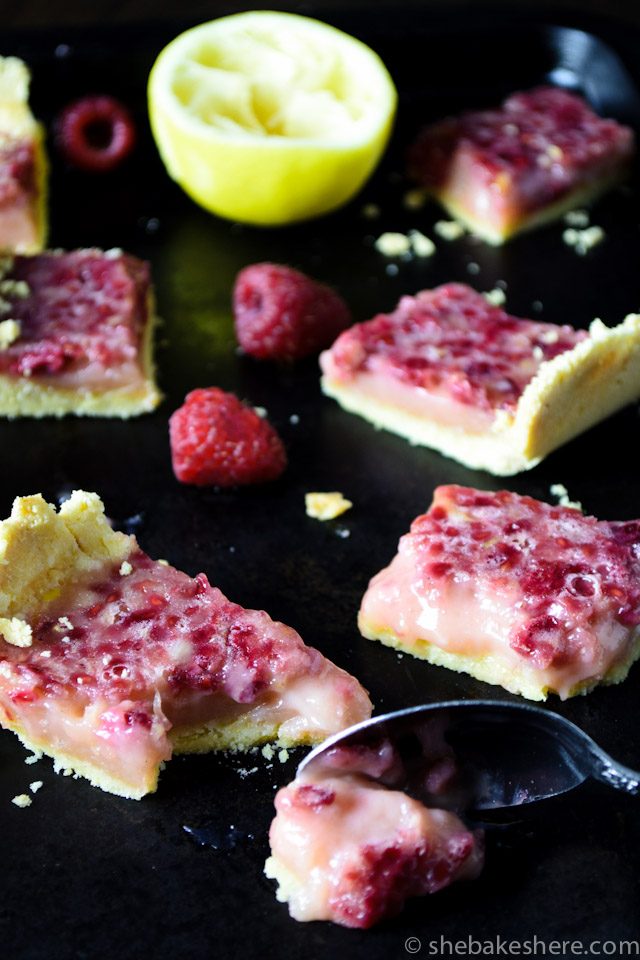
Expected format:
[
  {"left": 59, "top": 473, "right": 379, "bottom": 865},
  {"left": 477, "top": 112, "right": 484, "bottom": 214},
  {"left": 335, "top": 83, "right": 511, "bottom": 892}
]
[
  {"left": 169, "top": 387, "right": 287, "bottom": 486},
  {"left": 359, "top": 485, "right": 640, "bottom": 701},
  {"left": 409, "top": 86, "right": 634, "bottom": 244},
  {"left": 0, "top": 491, "right": 372, "bottom": 799},
  {"left": 233, "top": 262, "right": 352, "bottom": 361},
  {"left": 0, "top": 56, "right": 48, "bottom": 253},
  {"left": 0, "top": 248, "right": 161, "bottom": 417},
  {"left": 320, "top": 282, "right": 640, "bottom": 476}
]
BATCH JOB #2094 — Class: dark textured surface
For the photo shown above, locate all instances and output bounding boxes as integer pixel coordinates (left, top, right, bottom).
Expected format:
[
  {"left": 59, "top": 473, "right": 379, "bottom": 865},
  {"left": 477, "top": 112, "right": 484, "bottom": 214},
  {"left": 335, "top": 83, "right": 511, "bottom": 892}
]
[{"left": 1, "top": 9, "right": 640, "bottom": 959}]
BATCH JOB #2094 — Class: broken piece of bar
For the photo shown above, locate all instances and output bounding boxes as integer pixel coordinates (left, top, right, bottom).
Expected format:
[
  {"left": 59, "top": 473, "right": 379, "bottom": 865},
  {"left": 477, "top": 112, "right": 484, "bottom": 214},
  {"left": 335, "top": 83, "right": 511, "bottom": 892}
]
[
  {"left": 408, "top": 86, "right": 634, "bottom": 244},
  {"left": 320, "top": 283, "right": 640, "bottom": 476},
  {"left": 0, "top": 56, "right": 47, "bottom": 253},
  {"left": 359, "top": 485, "right": 640, "bottom": 701},
  {"left": 0, "top": 248, "right": 161, "bottom": 417},
  {"left": 0, "top": 491, "right": 372, "bottom": 798}
]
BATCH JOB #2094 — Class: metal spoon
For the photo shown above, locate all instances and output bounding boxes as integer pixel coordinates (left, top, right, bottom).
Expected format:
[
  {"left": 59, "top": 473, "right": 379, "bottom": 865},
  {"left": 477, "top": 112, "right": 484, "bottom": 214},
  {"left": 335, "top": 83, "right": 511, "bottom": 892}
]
[{"left": 298, "top": 700, "right": 640, "bottom": 816}]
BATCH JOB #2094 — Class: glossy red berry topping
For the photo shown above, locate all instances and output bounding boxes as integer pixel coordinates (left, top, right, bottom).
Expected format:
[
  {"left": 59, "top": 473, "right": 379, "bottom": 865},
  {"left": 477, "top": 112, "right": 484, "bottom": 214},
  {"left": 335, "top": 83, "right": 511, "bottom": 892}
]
[
  {"left": 409, "top": 486, "right": 640, "bottom": 670},
  {"left": 233, "top": 262, "right": 352, "bottom": 361},
  {"left": 169, "top": 387, "right": 287, "bottom": 487},
  {"left": 55, "top": 95, "right": 136, "bottom": 172}
]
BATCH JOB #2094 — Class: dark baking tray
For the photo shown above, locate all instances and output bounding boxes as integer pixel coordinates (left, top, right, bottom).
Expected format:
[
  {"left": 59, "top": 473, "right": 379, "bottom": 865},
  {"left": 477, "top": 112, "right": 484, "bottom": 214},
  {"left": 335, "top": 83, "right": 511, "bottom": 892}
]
[{"left": 2, "top": 6, "right": 640, "bottom": 958}]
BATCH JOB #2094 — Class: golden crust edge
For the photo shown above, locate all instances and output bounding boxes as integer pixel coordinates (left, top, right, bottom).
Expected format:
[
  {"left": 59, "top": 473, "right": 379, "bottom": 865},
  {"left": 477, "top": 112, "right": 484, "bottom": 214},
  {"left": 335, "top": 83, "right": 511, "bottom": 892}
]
[
  {"left": 358, "top": 617, "right": 640, "bottom": 702},
  {"left": 321, "top": 313, "right": 640, "bottom": 476},
  {"left": 0, "top": 490, "right": 133, "bottom": 620}
]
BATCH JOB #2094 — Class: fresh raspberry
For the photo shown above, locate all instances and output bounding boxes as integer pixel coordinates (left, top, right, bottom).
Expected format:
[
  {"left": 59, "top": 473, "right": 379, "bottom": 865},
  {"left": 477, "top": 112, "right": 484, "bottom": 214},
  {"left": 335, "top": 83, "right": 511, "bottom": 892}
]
[
  {"left": 233, "top": 262, "right": 352, "bottom": 361},
  {"left": 169, "top": 387, "right": 287, "bottom": 487},
  {"left": 55, "top": 95, "right": 136, "bottom": 172}
]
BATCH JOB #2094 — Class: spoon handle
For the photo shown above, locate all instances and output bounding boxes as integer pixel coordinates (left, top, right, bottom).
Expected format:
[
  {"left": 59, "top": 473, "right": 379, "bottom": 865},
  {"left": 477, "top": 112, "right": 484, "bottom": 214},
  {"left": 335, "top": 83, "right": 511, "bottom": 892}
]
[{"left": 593, "top": 756, "right": 640, "bottom": 795}]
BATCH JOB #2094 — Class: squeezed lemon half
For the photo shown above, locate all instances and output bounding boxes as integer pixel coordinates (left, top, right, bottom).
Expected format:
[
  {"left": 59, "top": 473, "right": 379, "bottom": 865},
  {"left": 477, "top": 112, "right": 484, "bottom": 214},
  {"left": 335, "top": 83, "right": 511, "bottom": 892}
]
[{"left": 148, "top": 11, "right": 397, "bottom": 225}]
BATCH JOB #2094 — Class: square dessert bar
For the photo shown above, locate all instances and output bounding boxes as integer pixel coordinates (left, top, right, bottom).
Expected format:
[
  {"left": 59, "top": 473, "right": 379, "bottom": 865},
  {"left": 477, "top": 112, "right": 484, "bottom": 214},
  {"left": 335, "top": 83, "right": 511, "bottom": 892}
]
[
  {"left": 409, "top": 86, "right": 634, "bottom": 243},
  {"left": 359, "top": 485, "right": 640, "bottom": 701},
  {"left": 0, "top": 248, "right": 161, "bottom": 417},
  {"left": 320, "top": 283, "right": 640, "bottom": 476},
  {"left": 0, "top": 56, "right": 47, "bottom": 253},
  {"left": 0, "top": 492, "right": 372, "bottom": 798}
]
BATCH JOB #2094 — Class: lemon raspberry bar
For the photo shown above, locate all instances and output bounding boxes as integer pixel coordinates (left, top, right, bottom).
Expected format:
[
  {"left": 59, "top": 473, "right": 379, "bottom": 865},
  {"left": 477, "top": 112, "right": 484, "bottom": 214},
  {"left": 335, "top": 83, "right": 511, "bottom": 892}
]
[
  {"left": 0, "top": 248, "right": 160, "bottom": 417},
  {"left": 409, "top": 86, "right": 634, "bottom": 244},
  {"left": 320, "top": 283, "right": 640, "bottom": 476},
  {"left": 359, "top": 485, "right": 640, "bottom": 701},
  {"left": 0, "top": 56, "right": 47, "bottom": 253},
  {"left": 0, "top": 491, "right": 372, "bottom": 798}
]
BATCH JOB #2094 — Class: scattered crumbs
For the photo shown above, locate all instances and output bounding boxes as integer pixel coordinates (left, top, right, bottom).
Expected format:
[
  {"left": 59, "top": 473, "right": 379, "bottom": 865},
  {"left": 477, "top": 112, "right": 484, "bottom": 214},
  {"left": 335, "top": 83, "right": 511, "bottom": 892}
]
[
  {"left": 564, "top": 209, "right": 590, "bottom": 228},
  {"left": 466, "top": 261, "right": 481, "bottom": 275},
  {"left": 29, "top": 781, "right": 43, "bottom": 793},
  {"left": 262, "top": 744, "right": 275, "bottom": 761},
  {"left": 434, "top": 219, "right": 465, "bottom": 241},
  {"left": 496, "top": 279, "right": 508, "bottom": 290},
  {"left": 550, "top": 483, "right": 583, "bottom": 511},
  {"left": 157, "top": 559, "right": 169, "bottom": 566},
  {"left": 53, "top": 759, "right": 75, "bottom": 776},
  {"left": 0, "top": 278, "right": 29, "bottom": 299},
  {"left": 385, "top": 263, "right": 399, "bottom": 276},
  {"left": 0, "top": 616, "right": 32, "bottom": 648},
  {"left": 289, "top": 413, "right": 300, "bottom": 425},
  {"left": 57, "top": 616, "right": 73, "bottom": 631},
  {"left": 0, "top": 318, "right": 20, "bottom": 348},
  {"left": 253, "top": 406, "right": 267, "bottom": 419},
  {"left": 483, "top": 288, "right": 506, "bottom": 307},
  {"left": 335, "top": 527, "right": 351, "bottom": 539},
  {"left": 11, "top": 794, "right": 31, "bottom": 808},
  {"left": 119, "top": 560, "right": 133, "bottom": 577},
  {"left": 104, "top": 247, "right": 124, "bottom": 260},
  {"left": 305, "top": 491, "right": 353, "bottom": 521},
  {"left": 403, "top": 188, "right": 427, "bottom": 210},
  {"left": 562, "top": 225, "right": 604, "bottom": 255},
  {"left": 408, "top": 229, "right": 435, "bottom": 258},
  {"left": 361, "top": 203, "right": 380, "bottom": 220},
  {"left": 278, "top": 749, "right": 290, "bottom": 764},
  {"left": 531, "top": 300, "right": 544, "bottom": 313},
  {"left": 375, "top": 232, "right": 411, "bottom": 257},
  {"left": 236, "top": 766, "right": 259, "bottom": 779},
  {"left": 25, "top": 751, "right": 42, "bottom": 765},
  {"left": 228, "top": 545, "right": 236, "bottom": 554}
]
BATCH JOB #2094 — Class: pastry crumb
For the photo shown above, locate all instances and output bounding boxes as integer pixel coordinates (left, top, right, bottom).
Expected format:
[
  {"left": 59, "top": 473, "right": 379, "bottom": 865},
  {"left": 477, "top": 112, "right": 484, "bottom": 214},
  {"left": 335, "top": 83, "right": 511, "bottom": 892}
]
[
  {"left": 466, "top": 261, "right": 480, "bottom": 275},
  {"left": 56, "top": 616, "right": 73, "bottom": 631},
  {"left": 0, "top": 318, "right": 20, "bottom": 348},
  {"left": 11, "top": 794, "right": 32, "bottom": 808},
  {"left": 403, "top": 188, "right": 427, "bottom": 210},
  {"left": 385, "top": 263, "right": 399, "bottom": 276},
  {"left": 0, "top": 616, "right": 32, "bottom": 648},
  {"left": 262, "top": 744, "right": 275, "bottom": 761},
  {"left": 408, "top": 230, "right": 435, "bottom": 258},
  {"left": 361, "top": 203, "right": 380, "bottom": 219},
  {"left": 563, "top": 225, "right": 604, "bottom": 255},
  {"left": 335, "top": 527, "right": 351, "bottom": 539},
  {"left": 564, "top": 209, "right": 590, "bottom": 227},
  {"left": 305, "top": 491, "right": 353, "bottom": 521},
  {"left": 25, "top": 751, "right": 42, "bottom": 765},
  {"left": 483, "top": 288, "right": 506, "bottom": 306},
  {"left": 289, "top": 413, "right": 300, "bottom": 425},
  {"left": 119, "top": 560, "right": 133, "bottom": 577},
  {"left": 29, "top": 780, "right": 43, "bottom": 793},
  {"left": 278, "top": 749, "right": 290, "bottom": 763},
  {"left": 434, "top": 219, "right": 465, "bottom": 241},
  {"left": 550, "top": 483, "right": 583, "bottom": 511},
  {"left": 253, "top": 406, "right": 268, "bottom": 419},
  {"left": 375, "top": 232, "right": 411, "bottom": 257}
]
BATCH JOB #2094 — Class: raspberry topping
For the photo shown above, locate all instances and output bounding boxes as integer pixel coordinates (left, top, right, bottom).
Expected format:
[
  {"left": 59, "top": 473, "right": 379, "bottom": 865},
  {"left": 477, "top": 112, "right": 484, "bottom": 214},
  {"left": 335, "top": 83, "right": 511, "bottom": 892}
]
[
  {"left": 169, "top": 387, "right": 287, "bottom": 487},
  {"left": 408, "top": 486, "right": 640, "bottom": 669},
  {"left": 0, "top": 250, "right": 149, "bottom": 381},
  {"left": 233, "top": 262, "right": 352, "bottom": 361},
  {"left": 55, "top": 95, "right": 136, "bottom": 172},
  {"left": 1, "top": 550, "right": 320, "bottom": 712},
  {"left": 326, "top": 283, "right": 585, "bottom": 412},
  {"left": 409, "top": 86, "right": 634, "bottom": 212}
]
